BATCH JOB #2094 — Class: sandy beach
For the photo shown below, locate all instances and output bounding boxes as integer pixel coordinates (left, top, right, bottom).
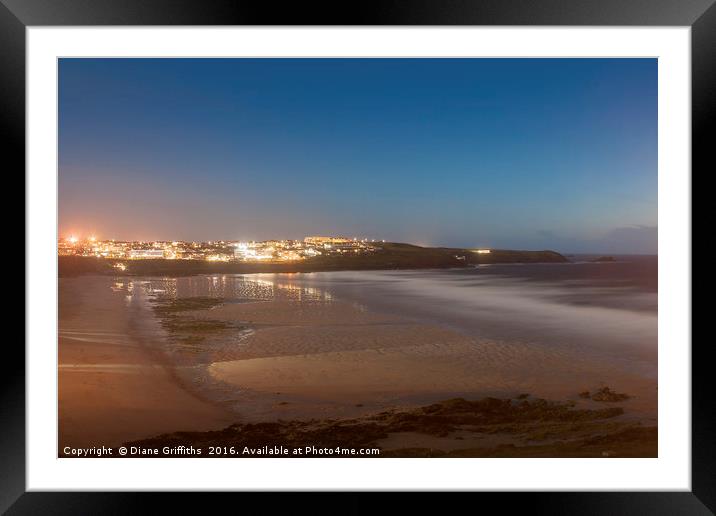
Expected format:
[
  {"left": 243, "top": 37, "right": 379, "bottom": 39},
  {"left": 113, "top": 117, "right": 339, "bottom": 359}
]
[
  {"left": 198, "top": 298, "right": 656, "bottom": 422},
  {"left": 58, "top": 270, "right": 657, "bottom": 457},
  {"left": 58, "top": 277, "right": 235, "bottom": 449}
]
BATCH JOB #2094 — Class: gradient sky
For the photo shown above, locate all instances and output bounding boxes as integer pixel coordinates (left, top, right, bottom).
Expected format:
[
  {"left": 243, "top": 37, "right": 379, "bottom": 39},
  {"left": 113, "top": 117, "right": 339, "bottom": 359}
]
[{"left": 59, "top": 58, "right": 657, "bottom": 253}]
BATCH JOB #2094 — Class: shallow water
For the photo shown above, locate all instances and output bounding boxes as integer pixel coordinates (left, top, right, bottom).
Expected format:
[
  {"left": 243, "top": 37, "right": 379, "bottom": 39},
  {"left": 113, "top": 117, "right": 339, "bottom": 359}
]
[
  {"left": 254, "top": 256, "right": 658, "bottom": 374},
  {"left": 115, "top": 255, "right": 657, "bottom": 374}
]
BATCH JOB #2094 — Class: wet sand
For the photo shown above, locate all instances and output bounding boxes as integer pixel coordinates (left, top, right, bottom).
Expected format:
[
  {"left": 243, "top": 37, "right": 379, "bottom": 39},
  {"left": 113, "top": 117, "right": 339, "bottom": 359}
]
[
  {"left": 59, "top": 277, "right": 235, "bottom": 449},
  {"left": 58, "top": 274, "right": 656, "bottom": 456},
  {"left": 194, "top": 299, "right": 656, "bottom": 423}
]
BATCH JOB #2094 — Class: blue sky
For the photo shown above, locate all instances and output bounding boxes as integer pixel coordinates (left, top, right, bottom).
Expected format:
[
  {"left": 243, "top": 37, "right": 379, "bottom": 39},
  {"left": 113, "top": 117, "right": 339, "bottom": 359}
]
[{"left": 59, "top": 58, "right": 657, "bottom": 253}]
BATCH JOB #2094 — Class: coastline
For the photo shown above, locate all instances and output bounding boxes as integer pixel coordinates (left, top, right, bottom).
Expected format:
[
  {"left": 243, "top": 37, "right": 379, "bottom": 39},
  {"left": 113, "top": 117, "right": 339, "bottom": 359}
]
[
  {"left": 58, "top": 245, "right": 569, "bottom": 278},
  {"left": 59, "top": 269, "right": 657, "bottom": 457}
]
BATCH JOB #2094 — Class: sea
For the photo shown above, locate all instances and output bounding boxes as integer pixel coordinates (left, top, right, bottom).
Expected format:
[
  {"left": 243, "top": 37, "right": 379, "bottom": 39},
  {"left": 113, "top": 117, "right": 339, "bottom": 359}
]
[
  {"left": 258, "top": 255, "right": 658, "bottom": 371},
  {"left": 129, "top": 254, "right": 657, "bottom": 374}
]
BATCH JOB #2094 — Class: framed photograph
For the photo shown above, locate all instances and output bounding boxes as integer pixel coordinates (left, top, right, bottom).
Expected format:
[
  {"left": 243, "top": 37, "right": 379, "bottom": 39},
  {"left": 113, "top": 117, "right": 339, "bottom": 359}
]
[{"left": 8, "top": 0, "right": 708, "bottom": 511}]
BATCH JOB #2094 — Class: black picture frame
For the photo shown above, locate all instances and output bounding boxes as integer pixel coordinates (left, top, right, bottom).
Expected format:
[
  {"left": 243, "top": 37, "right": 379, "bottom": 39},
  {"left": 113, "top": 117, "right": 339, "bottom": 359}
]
[{"left": 5, "top": 0, "right": 708, "bottom": 512}]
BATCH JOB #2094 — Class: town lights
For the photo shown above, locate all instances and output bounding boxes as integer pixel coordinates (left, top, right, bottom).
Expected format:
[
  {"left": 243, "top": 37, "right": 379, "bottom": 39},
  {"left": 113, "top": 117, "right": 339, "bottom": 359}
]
[{"left": 59, "top": 235, "right": 379, "bottom": 262}]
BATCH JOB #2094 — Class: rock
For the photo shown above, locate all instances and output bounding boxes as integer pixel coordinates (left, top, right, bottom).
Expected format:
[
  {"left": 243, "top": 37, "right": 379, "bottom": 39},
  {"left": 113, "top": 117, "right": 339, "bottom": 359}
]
[{"left": 591, "top": 387, "right": 630, "bottom": 402}]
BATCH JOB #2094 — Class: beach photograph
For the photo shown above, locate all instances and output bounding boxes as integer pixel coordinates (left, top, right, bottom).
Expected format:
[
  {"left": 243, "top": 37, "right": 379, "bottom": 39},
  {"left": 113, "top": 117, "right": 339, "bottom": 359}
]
[{"left": 58, "top": 58, "right": 657, "bottom": 458}]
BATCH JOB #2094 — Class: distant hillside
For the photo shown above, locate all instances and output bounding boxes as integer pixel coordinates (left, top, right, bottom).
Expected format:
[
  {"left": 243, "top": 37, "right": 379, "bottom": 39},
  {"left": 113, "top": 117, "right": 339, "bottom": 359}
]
[{"left": 58, "top": 243, "right": 568, "bottom": 277}]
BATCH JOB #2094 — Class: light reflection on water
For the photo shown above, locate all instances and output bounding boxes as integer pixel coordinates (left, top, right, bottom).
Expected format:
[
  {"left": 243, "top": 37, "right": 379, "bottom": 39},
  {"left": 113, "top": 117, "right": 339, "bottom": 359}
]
[
  {"left": 103, "top": 273, "right": 348, "bottom": 411},
  {"left": 110, "top": 274, "right": 341, "bottom": 369},
  {"left": 112, "top": 274, "right": 337, "bottom": 304}
]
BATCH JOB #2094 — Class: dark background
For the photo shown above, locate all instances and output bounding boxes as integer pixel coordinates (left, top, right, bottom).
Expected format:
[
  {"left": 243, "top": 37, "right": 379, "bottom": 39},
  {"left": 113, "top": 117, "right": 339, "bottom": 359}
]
[{"left": 4, "top": 0, "right": 710, "bottom": 513}]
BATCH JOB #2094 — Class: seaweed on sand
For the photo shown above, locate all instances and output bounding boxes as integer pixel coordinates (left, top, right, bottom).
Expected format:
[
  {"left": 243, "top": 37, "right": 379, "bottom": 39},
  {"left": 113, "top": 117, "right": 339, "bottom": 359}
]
[
  {"left": 150, "top": 296, "right": 246, "bottom": 349},
  {"left": 123, "top": 396, "right": 655, "bottom": 458},
  {"left": 151, "top": 296, "right": 227, "bottom": 315}
]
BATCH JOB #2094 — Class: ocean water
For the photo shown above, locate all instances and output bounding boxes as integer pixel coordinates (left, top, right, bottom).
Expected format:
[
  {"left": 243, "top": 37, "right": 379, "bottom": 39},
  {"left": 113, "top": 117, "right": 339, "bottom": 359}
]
[
  {"left": 261, "top": 255, "right": 658, "bottom": 374},
  {"left": 131, "top": 255, "right": 657, "bottom": 364}
]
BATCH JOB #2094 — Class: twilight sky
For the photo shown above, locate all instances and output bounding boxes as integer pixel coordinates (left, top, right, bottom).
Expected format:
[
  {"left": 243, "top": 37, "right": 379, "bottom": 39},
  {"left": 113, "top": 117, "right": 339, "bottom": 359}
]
[{"left": 59, "top": 58, "right": 657, "bottom": 253}]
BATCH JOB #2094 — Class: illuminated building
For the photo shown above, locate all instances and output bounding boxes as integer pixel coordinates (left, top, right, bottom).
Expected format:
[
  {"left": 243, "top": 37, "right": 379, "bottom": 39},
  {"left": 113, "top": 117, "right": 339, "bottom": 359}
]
[
  {"left": 304, "top": 236, "right": 353, "bottom": 246},
  {"left": 129, "top": 249, "right": 166, "bottom": 259}
]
